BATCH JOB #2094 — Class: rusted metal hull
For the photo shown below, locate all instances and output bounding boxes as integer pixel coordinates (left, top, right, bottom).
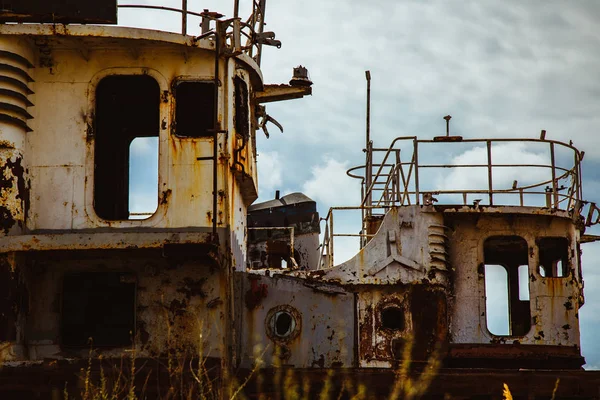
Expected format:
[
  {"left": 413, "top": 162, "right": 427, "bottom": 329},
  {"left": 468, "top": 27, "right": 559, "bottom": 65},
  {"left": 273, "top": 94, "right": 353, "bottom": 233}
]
[{"left": 2, "top": 361, "right": 599, "bottom": 399}]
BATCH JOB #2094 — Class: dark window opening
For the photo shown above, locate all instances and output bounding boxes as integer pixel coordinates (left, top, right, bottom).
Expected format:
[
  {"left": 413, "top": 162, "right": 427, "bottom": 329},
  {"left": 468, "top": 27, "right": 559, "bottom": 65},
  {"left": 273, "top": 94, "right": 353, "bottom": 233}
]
[
  {"left": 234, "top": 77, "right": 249, "bottom": 139},
  {"left": 275, "top": 312, "right": 293, "bottom": 337},
  {"left": 381, "top": 307, "right": 404, "bottom": 331},
  {"left": 62, "top": 272, "right": 136, "bottom": 347},
  {"left": 94, "top": 75, "right": 159, "bottom": 220},
  {"left": 538, "top": 237, "right": 569, "bottom": 278},
  {"left": 174, "top": 81, "right": 215, "bottom": 137},
  {"left": 264, "top": 240, "right": 294, "bottom": 269},
  {"left": 484, "top": 236, "right": 531, "bottom": 336}
]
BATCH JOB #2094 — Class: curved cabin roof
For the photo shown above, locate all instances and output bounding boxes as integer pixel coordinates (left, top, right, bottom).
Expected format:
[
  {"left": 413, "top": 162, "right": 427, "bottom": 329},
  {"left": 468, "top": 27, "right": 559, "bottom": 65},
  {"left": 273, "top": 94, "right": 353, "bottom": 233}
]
[
  {"left": 0, "top": 23, "right": 264, "bottom": 89},
  {"left": 249, "top": 192, "right": 316, "bottom": 212}
]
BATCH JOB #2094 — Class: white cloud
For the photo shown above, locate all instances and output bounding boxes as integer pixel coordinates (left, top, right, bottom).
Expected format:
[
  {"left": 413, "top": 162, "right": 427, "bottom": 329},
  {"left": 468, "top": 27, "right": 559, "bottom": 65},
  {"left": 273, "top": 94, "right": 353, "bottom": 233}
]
[
  {"left": 256, "top": 151, "right": 283, "bottom": 198},
  {"left": 302, "top": 157, "right": 360, "bottom": 208},
  {"left": 440, "top": 142, "right": 550, "bottom": 191}
]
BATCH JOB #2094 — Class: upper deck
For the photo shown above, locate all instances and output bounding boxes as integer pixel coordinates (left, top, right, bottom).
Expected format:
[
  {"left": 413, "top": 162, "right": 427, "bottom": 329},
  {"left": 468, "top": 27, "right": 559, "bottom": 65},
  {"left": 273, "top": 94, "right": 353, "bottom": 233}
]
[
  {"left": 317, "top": 129, "right": 600, "bottom": 269},
  {"left": 0, "top": 1, "right": 311, "bottom": 260}
]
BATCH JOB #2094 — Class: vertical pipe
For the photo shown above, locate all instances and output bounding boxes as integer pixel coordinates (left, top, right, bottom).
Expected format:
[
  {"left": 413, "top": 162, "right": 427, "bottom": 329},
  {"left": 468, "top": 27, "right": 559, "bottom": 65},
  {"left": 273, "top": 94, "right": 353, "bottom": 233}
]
[
  {"left": 212, "top": 26, "right": 220, "bottom": 239},
  {"left": 353, "top": 292, "right": 359, "bottom": 367},
  {"left": 256, "top": 0, "right": 267, "bottom": 65},
  {"left": 290, "top": 227, "right": 295, "bottom": 266},
  {"left": 181, "top": 0, "right": 187, "bottom": 35},
  {"left": 234, "top": 0, "right": 239, "bottom": 18},
  {"left": 487, "top": 140, "right": 493, "bottom": 205},
  {"left": 550, "top": 142, "right": 558, "bottom": 208},
  {"left": 414, "top": 139, "right": 420, "bottom": 205}
]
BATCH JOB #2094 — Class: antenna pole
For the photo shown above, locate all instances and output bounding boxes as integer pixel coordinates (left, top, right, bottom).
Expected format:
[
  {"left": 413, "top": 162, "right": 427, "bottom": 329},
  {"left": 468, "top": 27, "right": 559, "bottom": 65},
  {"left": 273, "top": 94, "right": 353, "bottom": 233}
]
[
  {"left": 365, "top": 70, "right": 372, "bottom": 216},
  {"left": 365, "top": 70, "right": 371, "bottom": 148}
]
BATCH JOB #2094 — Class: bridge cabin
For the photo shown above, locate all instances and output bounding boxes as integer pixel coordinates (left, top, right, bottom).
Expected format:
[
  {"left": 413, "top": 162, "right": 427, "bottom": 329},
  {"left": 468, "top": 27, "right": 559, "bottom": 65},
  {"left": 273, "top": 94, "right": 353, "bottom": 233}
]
[{"left": 0, "top": 0, "right": 310, "bottom": 384}]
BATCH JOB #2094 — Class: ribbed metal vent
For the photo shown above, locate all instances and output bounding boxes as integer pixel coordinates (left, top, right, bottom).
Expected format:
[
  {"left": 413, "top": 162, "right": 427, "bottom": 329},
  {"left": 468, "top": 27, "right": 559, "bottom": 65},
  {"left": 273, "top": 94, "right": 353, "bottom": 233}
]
[
  {"left": 0, "top": 49, "right": 34, "bottom": 132},
  {"left": 428, "top": 223, "right": 450, "bottom": 271}
]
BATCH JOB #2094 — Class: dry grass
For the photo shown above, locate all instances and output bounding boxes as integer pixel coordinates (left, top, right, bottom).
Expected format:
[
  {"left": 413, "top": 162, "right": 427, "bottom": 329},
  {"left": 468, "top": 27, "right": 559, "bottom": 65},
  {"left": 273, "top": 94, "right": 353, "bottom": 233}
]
[{"left": 68, "top": 333, "right": 442, "bottom": 400}]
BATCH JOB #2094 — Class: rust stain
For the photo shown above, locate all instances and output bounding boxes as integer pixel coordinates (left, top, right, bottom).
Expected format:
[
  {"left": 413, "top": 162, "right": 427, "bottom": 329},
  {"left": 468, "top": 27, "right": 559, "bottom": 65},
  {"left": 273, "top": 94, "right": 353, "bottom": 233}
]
[
  {"left": 160, "top": 189, "right": 172, "bottom": 205},
  {"left": 0, "top": 155, "right": 29, "bottom": 234},
  {"left": 244, "top": 275, "right": 267, "bottom": 310},
  {"left": 176, "top": 277, "right": 208, "bottom": 300},
  {"left": 359, "top": 286, "right": 447, "bottom": 364}
]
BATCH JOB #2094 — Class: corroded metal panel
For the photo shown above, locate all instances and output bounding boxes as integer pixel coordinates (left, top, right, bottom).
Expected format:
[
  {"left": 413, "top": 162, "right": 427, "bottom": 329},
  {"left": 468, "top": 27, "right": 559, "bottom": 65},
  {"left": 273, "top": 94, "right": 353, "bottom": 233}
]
[
  {"left": 16, "top": 249, "right": 228, "bottom": 361},
  {"left": 309, "top": 207, "right": 450, "bottom": 286},
  {"left": 357, "top": 285, "right": 447, "bottom": 368},
  {"left": 446, "top": 211, "right": 583, "bottom": 352},
  {"left": 235, "top": 272, "right": 355, "bottom": 368}
]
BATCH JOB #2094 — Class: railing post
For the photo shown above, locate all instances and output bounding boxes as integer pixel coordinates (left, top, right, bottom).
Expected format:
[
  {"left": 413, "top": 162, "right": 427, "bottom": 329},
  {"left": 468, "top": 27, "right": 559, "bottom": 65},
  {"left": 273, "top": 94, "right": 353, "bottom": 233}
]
[
  {"left": 329, "top": 211, "right": 334, "bottom": 268},
  {"left": 487, "top": 140, "right": 493, "bottom": 205},
  {"left": 550, "top": 142, "right": 558, "bottom": 208},
  {"left": 414, "top": 139, "right": 420, "bottom": 205},
  {"left": 366, "top": 141, "right": 372, "bottom": 216},
  {"left": 578, "top": 152, "right": 584, "bottom": 200},
  {"left": 574, "top": 151, "right": 581, "bottom": 203},
  {"left": 395, "top": 150, "right": 400, "bottom": 205},
  {"left": 360, "top": 183, "right": 365, "bottom": 237},
  {"left": 256, "top": 0, "right": 267, "bottom": 65},
  {"left": 519, "top": 189, "right": 524, "bottom": 207},
  {"left": 181, "top": 0, "right": 187, "bottom": 35}
]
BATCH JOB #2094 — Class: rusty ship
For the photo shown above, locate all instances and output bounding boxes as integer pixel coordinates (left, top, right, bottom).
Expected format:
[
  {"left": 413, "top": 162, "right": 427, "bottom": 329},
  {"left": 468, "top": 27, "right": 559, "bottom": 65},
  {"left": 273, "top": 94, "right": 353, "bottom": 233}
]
[{"left": 1, "top": 1, "right": 600, "bottom": 398}]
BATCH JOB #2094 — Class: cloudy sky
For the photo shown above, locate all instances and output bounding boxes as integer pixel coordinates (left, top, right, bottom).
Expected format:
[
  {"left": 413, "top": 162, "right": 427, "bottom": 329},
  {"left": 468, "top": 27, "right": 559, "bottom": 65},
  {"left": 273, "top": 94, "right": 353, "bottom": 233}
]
[{"left": 119, "top": 0, "right": 600, "bottom": 368}]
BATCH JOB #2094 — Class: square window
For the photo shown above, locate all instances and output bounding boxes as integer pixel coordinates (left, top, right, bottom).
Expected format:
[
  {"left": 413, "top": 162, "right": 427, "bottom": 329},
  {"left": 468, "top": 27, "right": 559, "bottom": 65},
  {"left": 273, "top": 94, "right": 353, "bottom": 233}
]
[
  {"left": 62, "top": 272, "right": 136, "bottom": 347},
  {"left": 174, "top": 81, "right": 215, "bottom": 137}
]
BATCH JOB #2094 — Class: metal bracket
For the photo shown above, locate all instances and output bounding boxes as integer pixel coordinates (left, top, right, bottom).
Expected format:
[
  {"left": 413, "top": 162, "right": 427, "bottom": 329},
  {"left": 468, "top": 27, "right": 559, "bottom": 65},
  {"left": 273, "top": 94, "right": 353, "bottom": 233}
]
[
  {"left": 256, "top": 105, "right": 283, "bottom": 138},
  {"left": 253, "top": 31, "right": 281, "bottom": 48}
]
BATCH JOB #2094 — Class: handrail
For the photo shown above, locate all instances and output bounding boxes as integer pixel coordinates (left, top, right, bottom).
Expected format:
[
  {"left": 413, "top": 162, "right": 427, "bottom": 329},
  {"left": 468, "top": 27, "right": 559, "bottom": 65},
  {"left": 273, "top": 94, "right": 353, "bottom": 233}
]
[
  {"left": 117, "top": 1, "right": 270, "bottom": 65},
  {"left": 318, "top": 206, "right": 391, "bottom": 270},
  {"left": 349, "top": 136, "right": 584, "bottom": 212},
  {"left": 318, "top": 135, "right": 588, "bottom": 268},
  {"left": 118, "top": 1, "right": 200, "bottom": 35}
]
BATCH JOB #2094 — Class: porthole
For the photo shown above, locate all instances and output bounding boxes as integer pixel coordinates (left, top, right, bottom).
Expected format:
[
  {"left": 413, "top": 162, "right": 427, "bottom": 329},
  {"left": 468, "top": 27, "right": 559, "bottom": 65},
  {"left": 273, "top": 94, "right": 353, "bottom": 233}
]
[
  {"left": 381, "top": 306, "right": 404, "bottom": 331},
  {"left": 265, "top": 305, "right": 301, "bottom": 342},
  {"left": 274, "top": 311, "right": 295, "bottom": 337}
]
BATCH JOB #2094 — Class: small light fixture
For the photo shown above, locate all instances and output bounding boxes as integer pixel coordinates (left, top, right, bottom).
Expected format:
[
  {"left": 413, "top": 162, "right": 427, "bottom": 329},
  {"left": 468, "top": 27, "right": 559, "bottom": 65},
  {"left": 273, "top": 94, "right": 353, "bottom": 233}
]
[{"left": 289, "top": 65, "right": 312, "bottom": 87}]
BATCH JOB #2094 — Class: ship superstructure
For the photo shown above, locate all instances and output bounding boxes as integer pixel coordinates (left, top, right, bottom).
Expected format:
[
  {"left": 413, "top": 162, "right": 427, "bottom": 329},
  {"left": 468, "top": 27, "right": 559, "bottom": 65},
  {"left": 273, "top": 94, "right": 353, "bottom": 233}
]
[
  {"left": 1, "top": 1, "right": 600, "bottom": 399},
  {"left": 0, "top": 1, "right": 311, "bottom": 397}
]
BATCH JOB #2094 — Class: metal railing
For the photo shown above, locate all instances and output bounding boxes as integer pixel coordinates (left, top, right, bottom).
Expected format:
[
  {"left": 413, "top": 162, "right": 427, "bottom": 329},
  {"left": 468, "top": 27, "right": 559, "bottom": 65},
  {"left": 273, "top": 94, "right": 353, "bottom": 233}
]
[
  {"left": 317, "top": 136, "right": 587, "bottom": 270},
  {"left": 318, "top": 206, "right": 390, "bottom": 270},
  {"left": 117, "top": 0, "right": 274, "bottom": 65},
  {"left": 347, "top": 137, "right": 584, "bottom": 215}
]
